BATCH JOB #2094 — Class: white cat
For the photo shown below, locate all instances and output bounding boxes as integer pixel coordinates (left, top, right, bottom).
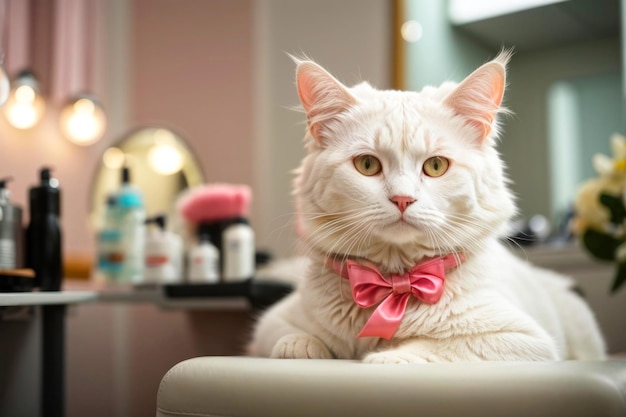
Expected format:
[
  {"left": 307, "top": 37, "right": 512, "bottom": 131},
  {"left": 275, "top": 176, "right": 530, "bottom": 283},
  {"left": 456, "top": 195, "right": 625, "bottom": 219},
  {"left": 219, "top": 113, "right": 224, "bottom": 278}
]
[{"left": 249, "top": 51, "right": 606, "bottom": 363}]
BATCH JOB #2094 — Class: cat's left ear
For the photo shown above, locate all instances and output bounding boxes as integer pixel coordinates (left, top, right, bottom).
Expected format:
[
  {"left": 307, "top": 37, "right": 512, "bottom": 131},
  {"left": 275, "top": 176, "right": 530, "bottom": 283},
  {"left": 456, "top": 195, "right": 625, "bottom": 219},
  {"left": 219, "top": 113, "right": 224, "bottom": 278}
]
[
  {"left": 295, "top": 60, "right": 356, "bottom": 143},
  {"left": 444, "top": 50, "right": 511, "bottom": 141}
]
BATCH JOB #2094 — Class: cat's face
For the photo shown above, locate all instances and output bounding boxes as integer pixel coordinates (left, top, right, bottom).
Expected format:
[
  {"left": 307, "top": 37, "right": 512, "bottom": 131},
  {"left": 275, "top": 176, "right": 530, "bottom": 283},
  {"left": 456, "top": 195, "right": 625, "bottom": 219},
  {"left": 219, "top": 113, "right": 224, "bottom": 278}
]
[{"left": 293, "top": 53, "right": 516, "bottom": 270}]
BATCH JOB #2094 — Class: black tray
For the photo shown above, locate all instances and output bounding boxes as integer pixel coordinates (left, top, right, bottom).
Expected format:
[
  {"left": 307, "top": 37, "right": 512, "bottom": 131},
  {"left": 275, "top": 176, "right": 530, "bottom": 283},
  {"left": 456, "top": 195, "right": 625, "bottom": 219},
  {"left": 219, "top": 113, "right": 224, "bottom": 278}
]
[
  {"left": 164, "top": 279, "right": 252, "bottom": 298},
  {"left": 163, "top": 278, "right": 293, "bottom": 310}
]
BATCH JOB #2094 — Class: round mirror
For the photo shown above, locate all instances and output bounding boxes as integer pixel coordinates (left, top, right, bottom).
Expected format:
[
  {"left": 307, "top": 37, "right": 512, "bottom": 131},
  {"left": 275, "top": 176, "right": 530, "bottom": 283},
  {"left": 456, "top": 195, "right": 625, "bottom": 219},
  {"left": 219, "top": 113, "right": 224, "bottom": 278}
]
[{"left": 90, "top": 127, "right": 204, "bottom": 230}]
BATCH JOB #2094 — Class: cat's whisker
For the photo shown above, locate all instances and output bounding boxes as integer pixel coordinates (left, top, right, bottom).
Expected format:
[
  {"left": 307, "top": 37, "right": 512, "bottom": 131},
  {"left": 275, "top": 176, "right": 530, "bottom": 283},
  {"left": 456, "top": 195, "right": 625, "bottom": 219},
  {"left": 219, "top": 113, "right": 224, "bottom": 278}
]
[
  {"left": 416, "top": 212, "right": 487, "bottom": 257},
  {"left": 264, "top": 211, "right": 303, "bottom": 242},
  {"left": 323, "top": 219, "right": 371, "bottom": 258},
  {"left": 501, "top": 236, "right": 529, "bottom": 260},
  {"left": 299, "top": 214, "right": 372, "bottom": 260}
]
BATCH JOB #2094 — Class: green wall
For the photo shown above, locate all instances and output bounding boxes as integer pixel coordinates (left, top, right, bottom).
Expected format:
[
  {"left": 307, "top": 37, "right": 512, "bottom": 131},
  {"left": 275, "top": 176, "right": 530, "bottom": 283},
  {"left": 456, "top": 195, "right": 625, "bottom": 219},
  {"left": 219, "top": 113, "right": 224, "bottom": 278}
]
[
  {"left": 403, "top": 0, "right": 493, "bottom": 91},
  {"left": 403, "top": 0, "right": 623, "bottom": 229},
  {"left": 503, "top": 39, "right": 621, "bottom": 225}
]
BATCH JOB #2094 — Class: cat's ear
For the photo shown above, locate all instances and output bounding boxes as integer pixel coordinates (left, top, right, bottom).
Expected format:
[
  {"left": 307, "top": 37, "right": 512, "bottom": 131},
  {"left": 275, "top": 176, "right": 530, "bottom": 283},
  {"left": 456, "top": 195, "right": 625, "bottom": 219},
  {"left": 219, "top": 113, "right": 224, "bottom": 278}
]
[
  {"left": 295, "top": 60, "right": 356, "bottom": 143},
  {"left": 444, "top": 50, "right": 511, "bottom": 141}
]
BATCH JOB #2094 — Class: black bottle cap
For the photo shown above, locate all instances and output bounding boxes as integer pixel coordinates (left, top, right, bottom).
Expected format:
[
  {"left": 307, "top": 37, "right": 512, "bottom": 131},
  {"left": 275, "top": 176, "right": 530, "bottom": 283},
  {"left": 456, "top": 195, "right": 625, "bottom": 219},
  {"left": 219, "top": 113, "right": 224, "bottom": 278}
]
[
  {"left": 197, "top": 223, "right": 213, "bottom": 241},
  {"left": 121, "top": 166, "right": 130, "bottom": 184},
  {"left": 145, "top": 214, "right": 167, "bottom": 230},
  {"left": 0, "top": 177, "right": 12, "bottom": 203},
  {"left": 0, "top": 177, "right": 13, "bottom": 188},
  {"left": 29, "top": 167, "right": 60, "bottom": 218},
  {"left": 106, "top": 194, "right": 118, "bottom": 207},
  {"left": 40, "top": 168, "right": 51, "bottom": 183}
]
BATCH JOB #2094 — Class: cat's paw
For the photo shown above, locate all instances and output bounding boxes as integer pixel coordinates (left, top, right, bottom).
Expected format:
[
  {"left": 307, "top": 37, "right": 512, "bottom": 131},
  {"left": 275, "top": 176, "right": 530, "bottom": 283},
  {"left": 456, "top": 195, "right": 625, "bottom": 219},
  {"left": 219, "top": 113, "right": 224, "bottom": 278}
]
[
  {"left": 271, "top": 334, "right": 333, "bottom": 359},
  {"left": 363, "top": 350, "right": 429, "bottom": 364}
]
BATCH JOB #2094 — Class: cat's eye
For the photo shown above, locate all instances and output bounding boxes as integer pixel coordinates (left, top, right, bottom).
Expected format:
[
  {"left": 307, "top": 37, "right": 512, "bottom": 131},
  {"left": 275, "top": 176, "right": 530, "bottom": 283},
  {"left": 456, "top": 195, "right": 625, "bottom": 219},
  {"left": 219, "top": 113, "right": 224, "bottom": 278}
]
[
  {"left": 423, "top": 156, "right": 450, "bottom": 177},
  {"left": 353, "top": 155, "right": 382, "bottom": 176}
]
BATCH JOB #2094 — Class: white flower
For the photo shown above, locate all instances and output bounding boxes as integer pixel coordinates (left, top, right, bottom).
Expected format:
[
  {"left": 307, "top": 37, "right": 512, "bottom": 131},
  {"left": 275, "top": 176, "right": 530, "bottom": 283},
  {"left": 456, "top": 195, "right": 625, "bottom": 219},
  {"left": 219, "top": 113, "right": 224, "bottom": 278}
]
[{"left": 573, "top": 133, "right": 626, "bottom": 235}]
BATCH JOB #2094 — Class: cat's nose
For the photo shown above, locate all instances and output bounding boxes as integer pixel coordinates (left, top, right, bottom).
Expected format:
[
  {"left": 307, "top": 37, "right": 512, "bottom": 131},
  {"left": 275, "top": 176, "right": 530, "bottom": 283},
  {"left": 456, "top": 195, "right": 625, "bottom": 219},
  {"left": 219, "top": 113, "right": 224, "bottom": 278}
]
[{"left": 390, "top": 196, "right": 416, "bottom": 213}]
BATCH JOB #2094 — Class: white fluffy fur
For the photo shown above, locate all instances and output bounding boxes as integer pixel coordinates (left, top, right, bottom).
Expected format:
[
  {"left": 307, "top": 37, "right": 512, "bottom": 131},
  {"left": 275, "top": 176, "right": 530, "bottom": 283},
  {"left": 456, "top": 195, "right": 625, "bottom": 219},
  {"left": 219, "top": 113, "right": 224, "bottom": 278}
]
[{"left": 248, "top": 52, "right": 606, "bottom": 363}]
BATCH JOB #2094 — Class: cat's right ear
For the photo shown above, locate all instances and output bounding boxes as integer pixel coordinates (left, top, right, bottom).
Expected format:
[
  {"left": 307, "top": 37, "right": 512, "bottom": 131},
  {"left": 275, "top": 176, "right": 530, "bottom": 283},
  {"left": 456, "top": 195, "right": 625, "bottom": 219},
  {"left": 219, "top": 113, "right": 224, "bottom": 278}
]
[
  {"left": 295, "top": 60, "right": 356, "bottom": 143},
  {"left": 444, "top": 50, "right": 511, "bottom": 141}
]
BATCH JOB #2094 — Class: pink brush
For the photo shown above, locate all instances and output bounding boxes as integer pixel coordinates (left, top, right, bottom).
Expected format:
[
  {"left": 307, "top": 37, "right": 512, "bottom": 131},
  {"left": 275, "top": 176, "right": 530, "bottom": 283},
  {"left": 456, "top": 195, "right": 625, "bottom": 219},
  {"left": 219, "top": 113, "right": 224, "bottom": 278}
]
[{"left": 177, "top": 183, "right": 252, "bottom": 224}]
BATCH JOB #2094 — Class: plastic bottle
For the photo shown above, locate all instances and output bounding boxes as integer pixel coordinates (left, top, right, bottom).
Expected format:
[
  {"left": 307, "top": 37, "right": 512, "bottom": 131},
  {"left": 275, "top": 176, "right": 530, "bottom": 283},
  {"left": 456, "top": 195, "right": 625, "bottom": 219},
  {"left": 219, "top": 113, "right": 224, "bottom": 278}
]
[
  {"left": 0, "top": 177, "right": 21, "bottom": 269},
  {"left": 187, "top": 223, "right": 220, "bottom": 283},
  {"left": 95, "top": 194, "right": 123, "bottom": 282},
  {"left": 26, "top": 167, "right": 62, "bottom": 291},
  {"left": 169, "top": 229, "right": 184, "bottom": 283},
  {"left": 116, "top": 166, "right": 146, "bottom": 284},
  {"left": 143, "top": 215, "right": 181, "bottom": 284},
  {"left": 222, "top": 217, "right": 255, "bottom": 282}
]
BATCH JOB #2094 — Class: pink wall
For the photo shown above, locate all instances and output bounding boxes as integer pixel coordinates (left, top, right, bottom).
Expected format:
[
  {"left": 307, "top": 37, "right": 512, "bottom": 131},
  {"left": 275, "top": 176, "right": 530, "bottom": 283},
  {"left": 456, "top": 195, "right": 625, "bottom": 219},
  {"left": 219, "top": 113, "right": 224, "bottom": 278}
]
[{"left": 130, "top": 0, "right": 255, "bottom": 187}]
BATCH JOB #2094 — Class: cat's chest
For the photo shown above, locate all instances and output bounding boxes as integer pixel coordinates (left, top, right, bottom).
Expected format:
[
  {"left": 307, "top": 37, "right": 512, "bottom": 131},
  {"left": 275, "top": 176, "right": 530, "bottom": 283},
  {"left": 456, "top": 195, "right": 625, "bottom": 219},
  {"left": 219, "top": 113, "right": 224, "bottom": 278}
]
[
  {"left": 301, "top": 267, "right": 441, "bottom": 356},
  {"left": 299, "top": 271, "right": 379, "bottom": 355},
  {"left": 301, "top": 263, "right": 478, "bottom": 341}
]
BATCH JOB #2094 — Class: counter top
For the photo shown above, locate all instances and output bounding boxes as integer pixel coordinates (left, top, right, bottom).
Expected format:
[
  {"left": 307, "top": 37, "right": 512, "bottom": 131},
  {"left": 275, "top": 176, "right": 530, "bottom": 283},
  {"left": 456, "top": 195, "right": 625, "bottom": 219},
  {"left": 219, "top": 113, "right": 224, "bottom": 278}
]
[
  {"left": 0, "top": 291, "right": 98, "bottom": 307},
  {"left": 63, "top": 280, "right": 252, "bottom": 310}
]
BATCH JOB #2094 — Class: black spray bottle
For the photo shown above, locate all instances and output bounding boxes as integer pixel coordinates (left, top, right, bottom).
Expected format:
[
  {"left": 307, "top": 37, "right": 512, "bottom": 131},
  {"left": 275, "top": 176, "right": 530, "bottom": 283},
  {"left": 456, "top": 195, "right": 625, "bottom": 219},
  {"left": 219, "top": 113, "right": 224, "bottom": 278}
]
[{"left": 26, "top": 167, "right": 63, "bottom": 291}]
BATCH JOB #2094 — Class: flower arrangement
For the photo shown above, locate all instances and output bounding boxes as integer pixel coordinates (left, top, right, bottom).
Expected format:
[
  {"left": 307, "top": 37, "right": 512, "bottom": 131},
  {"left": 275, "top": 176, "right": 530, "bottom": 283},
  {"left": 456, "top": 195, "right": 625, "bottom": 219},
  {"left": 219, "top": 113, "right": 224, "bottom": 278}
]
[{"left": 571, "top": 133, "right": 626, "bottom": 293}]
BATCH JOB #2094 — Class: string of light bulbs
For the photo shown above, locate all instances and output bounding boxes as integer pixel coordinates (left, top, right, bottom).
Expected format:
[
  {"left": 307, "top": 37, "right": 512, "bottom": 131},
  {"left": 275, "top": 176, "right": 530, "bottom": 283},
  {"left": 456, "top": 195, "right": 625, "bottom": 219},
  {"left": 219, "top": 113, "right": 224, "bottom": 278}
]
[{"left": 0, "top": 0, "right": 106, "bottom": 145}]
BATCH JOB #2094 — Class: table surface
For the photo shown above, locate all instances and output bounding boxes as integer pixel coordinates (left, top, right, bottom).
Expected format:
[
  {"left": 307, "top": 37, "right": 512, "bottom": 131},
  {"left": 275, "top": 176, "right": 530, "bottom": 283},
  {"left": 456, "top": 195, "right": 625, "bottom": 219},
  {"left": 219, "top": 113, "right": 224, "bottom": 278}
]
[
  {"left": 0, "top": 291, "right": 98, "bottom": 307},
  {"left": 63, "top": 281, "right": 252, "bottom": 310}
]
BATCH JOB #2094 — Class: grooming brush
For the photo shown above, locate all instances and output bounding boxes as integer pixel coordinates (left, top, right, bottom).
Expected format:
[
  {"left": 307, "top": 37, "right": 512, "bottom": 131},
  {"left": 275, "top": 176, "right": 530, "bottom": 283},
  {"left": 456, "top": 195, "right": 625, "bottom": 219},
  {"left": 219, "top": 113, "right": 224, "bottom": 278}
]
[
  {"left": 178, "top": 184, "right": 251, "bottom": 224},
  {"left": 176, "top": 183, "right": 252, "bottom": 253}
]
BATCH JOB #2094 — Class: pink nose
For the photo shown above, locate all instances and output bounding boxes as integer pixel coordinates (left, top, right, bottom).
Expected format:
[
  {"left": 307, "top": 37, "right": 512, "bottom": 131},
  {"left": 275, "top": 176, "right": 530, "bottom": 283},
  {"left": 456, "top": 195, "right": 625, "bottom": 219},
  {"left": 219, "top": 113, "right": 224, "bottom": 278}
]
[{"left": 390, "top": 196, "right": 416, "bottom": 213}]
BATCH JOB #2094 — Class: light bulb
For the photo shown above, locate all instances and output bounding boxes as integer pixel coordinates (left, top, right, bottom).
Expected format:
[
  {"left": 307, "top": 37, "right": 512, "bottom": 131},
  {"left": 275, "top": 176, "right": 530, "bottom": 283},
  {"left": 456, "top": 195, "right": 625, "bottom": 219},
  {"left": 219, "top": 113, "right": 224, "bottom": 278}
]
[
  {"left": 102, "top": 147, "right": 125, "bottom": 169},
  {"left": 148, "top": 143, "right": 184, "bottom": 175},
  {"left": 401, "top": 20, "right": 423, "bottom": 43},
  {"left": 148, "top": 130, "right": 184, "bottom": 175},
  {"left": 2, "top": 71, "right": 46, "bottom": 129},
  {"left": 60, "top": 94, "right": 106, "bottom": 145}
]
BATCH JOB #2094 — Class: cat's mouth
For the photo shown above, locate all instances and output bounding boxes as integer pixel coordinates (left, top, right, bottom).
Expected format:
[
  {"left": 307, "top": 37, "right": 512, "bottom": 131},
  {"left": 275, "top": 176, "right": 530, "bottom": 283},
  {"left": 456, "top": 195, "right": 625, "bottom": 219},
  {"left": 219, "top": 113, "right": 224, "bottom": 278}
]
[
  {"left": 393, "top": 215, "right": 420, "bottom": 229},
  {"left": 384, "top": 216, "right": 424, "bottom": 239}
]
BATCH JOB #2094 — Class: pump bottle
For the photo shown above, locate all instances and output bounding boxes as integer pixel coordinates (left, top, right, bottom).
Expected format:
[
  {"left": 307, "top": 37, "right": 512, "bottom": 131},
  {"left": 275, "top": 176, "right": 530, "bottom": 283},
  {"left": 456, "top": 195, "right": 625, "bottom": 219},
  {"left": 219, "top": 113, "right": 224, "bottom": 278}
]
[
  {"left": 95, "top": 194, "right": 123, "bottom": 282},
  {"left": 26, "top": 168, "right": 62, "bottom": 291},
  {"left": 116, "top": 166, "right": 146, "bottom": 284},
  {"left": 144, "top": 215, "right": 182, "bottom": 284}
]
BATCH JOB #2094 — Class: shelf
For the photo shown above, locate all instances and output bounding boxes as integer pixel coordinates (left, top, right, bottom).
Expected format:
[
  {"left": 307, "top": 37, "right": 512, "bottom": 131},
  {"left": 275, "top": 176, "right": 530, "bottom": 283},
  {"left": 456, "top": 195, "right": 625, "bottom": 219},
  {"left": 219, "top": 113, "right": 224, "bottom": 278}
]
[
  {"left": 513, "top": 241, "right": 612, "bottom": 272},
  {"left": 451, "top": 0, "right": 620, "bottom": 52},
  {"left": 0, "top": 291, "right": 97, "bottom": 307},
  {"left": 96, "top": 284, "right": 251, "bottom": 310},
  {"left": 64, "top": 278, "right": 293, "bottom": 311}
]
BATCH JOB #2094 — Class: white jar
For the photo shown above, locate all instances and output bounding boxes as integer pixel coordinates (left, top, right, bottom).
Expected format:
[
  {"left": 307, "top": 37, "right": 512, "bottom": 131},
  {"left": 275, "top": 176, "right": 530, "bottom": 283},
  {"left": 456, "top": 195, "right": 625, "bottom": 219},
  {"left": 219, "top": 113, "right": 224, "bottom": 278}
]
[
  {"left": 222, "top": 218, "right": 255, "bottom": 282},
  {"left": 187, "top": 235, "right": 220, "bottom": 284}
]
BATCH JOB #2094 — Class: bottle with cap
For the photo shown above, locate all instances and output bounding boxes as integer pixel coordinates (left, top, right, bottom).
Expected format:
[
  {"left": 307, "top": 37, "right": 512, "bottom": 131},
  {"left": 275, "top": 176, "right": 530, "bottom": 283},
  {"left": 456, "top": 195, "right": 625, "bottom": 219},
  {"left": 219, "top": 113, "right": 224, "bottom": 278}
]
[
  {"left": 222, "top": 217, "right": 255, "bottom": 282},
  {"left": 26, "top": 167, "right": 62, "bottom": 291},
  {"left": 187, "top": 223, "right": 220, "bottom": 284},
  {"left": 0, "top": 177, "right": 22, "bottom": 269},
  {"left": 95, "top": 194, "right": 123, "bottom": 282},
  {"left": 144, "top": 214, "right": 182, "bottom": 284},
  {"left": 116, "top": 166, "right": 146, "bottom": 284}
]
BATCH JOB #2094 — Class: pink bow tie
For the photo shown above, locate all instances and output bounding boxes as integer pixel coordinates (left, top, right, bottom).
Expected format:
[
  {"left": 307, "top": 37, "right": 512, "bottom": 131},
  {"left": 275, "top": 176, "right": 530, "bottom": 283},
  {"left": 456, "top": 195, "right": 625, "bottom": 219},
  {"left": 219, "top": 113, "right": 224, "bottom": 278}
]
[{"left": 331, "top": 254, "right": 464, "bottom": 340}]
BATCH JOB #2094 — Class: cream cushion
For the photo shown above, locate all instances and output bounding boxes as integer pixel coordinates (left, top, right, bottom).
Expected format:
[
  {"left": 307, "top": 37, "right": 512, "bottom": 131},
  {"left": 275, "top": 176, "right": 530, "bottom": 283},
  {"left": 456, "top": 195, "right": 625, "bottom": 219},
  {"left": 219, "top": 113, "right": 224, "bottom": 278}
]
[{"left": 157, "top": 356, "right": 626, "bottom": 417}]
